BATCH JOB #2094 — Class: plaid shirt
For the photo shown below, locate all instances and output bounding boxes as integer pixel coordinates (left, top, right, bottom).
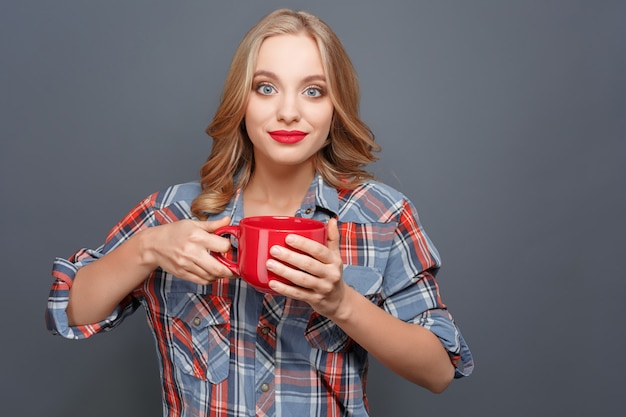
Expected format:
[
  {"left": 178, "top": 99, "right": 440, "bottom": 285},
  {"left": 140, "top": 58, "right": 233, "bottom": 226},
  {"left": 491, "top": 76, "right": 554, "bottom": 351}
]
[{"left": 47, "top": 174, "right": 473, "bottom": 417}]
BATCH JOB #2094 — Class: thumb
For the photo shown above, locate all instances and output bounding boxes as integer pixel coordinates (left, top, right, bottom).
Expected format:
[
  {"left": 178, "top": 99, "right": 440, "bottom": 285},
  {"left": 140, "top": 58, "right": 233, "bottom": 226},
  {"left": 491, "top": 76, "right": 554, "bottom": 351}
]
[
  {"left": 326, "top": 217, "right": 340, "bottom": 252},
  {"left": 198, "top": 216, "right": 231, "bottom": 233}
]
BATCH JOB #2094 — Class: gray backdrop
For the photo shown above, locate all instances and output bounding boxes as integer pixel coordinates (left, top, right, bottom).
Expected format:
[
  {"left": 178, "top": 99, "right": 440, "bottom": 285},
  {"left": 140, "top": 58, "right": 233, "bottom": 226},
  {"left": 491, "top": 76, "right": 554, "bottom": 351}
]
[{"left": 2, "top": 0, "right": 625, "bottom": 416}]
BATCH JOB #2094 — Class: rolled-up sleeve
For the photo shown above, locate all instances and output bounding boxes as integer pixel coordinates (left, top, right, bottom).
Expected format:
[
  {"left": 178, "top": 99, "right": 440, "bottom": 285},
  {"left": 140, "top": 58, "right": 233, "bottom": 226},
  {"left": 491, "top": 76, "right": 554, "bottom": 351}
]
[
  {"left": 382, "top": 198, "right": 474, "bottom": 378},
  {"left": 45, "top": 194, "right": 160, "bottom": 339},
  {"left": 45, "top": 249, "right": 140, "bottom": 339}
]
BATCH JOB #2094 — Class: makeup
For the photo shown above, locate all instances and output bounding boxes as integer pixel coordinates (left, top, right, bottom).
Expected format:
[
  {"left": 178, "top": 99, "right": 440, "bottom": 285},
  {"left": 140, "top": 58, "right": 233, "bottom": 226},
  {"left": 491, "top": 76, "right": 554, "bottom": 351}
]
[{"left": 268, "top": 130, "right": 307, "bottom": 144}]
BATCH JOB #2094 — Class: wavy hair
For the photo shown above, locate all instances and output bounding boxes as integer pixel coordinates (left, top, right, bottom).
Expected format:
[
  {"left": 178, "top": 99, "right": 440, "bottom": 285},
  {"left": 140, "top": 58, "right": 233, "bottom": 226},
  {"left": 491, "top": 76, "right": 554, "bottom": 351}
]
[{"left": 191, "top": 9, "right": 380, "bottom": 219}]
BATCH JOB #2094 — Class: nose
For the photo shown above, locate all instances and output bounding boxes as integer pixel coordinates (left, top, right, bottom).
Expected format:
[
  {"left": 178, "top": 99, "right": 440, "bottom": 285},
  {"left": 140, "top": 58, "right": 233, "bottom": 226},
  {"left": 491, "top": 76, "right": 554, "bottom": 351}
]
[{"left": 276, "top": 94, "right": 301, "bottom": 123}]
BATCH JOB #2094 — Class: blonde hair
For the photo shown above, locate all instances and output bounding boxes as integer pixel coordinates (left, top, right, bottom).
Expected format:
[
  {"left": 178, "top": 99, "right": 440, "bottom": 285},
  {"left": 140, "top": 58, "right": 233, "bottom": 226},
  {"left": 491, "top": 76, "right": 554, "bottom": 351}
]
[{"left": 191, "top": 8, "right": 380, "bottom": 219}]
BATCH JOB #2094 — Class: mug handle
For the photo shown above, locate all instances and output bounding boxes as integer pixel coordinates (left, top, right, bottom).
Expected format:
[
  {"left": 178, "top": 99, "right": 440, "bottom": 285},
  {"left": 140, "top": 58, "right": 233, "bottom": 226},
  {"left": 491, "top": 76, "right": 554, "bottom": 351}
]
[{"left": 210, "top": 225, "right": 240, "bottom": 276}]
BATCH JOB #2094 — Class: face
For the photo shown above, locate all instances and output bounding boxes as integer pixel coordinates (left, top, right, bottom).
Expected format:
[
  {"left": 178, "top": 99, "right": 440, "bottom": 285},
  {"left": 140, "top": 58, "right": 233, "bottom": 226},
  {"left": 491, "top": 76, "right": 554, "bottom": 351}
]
[{"left": 244, "top": 33, "right": 334, "bottom": 171}]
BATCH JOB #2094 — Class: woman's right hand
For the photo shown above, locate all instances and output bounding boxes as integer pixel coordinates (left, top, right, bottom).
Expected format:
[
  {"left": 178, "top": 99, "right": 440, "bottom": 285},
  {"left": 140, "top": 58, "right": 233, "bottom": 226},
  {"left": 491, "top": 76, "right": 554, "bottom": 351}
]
[
  {"left": 68, "top": 216, "right": 234, "bottom": 326},
  {"left": 141, "top": 217, "right": 234, "bottom": 285}
]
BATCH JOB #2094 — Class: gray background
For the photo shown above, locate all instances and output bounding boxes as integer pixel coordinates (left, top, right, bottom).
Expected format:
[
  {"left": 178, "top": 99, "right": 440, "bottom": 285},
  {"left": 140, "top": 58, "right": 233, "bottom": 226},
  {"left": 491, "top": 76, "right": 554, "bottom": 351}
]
[{"left": 2, "top": 0, "right": 625, "bottom": 416}]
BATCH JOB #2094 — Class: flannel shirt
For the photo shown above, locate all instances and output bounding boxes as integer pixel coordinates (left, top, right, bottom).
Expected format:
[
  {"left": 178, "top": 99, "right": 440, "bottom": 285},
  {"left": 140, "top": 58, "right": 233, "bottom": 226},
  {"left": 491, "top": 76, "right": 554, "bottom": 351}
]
[{"left": 46, "top": 174, "right": 473, "bottom": 417}]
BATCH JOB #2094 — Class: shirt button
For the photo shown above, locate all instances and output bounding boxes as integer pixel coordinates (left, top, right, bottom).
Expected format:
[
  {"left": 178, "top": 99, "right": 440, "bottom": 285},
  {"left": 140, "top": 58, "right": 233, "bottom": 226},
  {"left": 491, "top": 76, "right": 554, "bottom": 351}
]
[
  {"left": 260, "top": 383, "right": 270, "bottom": 392},
  {"left": 192, "top": 317, "right": 202, "bottom": 326},
  {"left": 261, "top": 326, "right": 270, "bottom": 335},
  {"left": 304, "top": 207, "right": 312, "bottom": 215}
]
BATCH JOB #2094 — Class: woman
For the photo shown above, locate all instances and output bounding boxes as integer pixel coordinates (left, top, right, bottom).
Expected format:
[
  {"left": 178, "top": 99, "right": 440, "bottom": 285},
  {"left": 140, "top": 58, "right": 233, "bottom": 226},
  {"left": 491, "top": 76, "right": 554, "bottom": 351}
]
[{"left": 47, "top": 8, "right": 473, "bottom": 417}]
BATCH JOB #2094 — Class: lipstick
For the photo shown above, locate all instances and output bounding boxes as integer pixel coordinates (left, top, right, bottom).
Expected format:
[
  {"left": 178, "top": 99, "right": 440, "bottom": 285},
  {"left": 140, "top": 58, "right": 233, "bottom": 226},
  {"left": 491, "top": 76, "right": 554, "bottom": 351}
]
[{"left": 268, "top": 130, "right": 307, "bottom": 144}]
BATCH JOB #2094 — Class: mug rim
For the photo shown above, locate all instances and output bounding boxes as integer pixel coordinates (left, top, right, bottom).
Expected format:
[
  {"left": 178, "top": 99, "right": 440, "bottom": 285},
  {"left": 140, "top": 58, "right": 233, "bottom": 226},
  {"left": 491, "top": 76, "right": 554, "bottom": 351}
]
[{"left": 240, "top": 215, "right": 325, "bottom": 231}]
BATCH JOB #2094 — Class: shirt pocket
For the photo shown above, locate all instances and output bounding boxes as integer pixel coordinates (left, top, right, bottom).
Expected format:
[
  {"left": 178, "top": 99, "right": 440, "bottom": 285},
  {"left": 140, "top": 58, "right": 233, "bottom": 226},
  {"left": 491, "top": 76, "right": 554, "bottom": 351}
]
[
  {"left": 305, "top": 265, "right": 382, "bottom": 352},
  {"left": 165, "top": 291, "right": 231, "bottom": 384}
]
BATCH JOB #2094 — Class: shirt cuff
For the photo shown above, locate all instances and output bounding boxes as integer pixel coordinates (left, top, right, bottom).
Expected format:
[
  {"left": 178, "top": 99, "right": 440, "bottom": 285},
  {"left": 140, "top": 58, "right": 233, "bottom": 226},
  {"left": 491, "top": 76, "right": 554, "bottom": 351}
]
[
  {"left": 411, "top": 309, "right": 474, "bottom": 378},
  {"left": 46, "top": 256, "right": 128, "bottom": 339}
]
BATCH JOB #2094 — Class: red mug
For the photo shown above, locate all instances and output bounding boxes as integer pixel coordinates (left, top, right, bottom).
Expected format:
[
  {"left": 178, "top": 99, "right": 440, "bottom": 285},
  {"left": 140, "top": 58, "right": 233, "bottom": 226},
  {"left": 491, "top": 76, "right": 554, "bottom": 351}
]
[{"left": 211, "top": 216, "right": 327, "bottom": 294}]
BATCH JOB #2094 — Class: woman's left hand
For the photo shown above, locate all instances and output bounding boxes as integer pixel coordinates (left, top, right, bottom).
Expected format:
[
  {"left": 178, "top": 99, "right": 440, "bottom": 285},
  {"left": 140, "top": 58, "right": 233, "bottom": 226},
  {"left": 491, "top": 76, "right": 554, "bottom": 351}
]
[
  {"left": 266, "top": 217, "right": 347, "bottom": 318},
  {"left": 267, "top": 217, "right": 456, "bottom": 392}
]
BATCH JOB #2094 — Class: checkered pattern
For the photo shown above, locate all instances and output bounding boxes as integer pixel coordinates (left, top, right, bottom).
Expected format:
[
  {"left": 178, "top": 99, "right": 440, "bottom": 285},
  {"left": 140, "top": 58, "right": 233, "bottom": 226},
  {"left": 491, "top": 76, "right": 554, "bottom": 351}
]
[{"left": 47, "top": 175, "right": 473, "bottom": 417}]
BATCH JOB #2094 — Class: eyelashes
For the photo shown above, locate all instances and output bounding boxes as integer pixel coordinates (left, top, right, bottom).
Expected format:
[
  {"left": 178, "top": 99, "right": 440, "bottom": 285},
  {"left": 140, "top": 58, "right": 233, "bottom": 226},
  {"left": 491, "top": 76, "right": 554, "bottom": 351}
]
[
  {"left": 303, "top": 85, "right": 325, "bottom": 97},
  {"left": 253, "top": 82, "right": 326, "bottom": 98},
  {"left": 256, "top": 82, "right": 276, "bottom": 95}
]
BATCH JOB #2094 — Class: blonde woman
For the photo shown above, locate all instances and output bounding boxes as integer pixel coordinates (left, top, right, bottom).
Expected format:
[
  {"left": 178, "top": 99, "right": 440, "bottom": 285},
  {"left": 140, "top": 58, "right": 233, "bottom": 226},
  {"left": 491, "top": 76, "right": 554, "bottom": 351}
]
[{"left": 47, "top": 9, "right": 473, "bottom": 417}]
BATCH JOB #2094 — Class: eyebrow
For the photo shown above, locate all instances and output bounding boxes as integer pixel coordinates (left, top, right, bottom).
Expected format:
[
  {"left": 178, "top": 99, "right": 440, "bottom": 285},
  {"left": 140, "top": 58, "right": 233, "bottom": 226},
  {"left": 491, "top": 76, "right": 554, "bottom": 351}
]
[{"left": 252, "top": 70, "right": 326, "bottom": 84}]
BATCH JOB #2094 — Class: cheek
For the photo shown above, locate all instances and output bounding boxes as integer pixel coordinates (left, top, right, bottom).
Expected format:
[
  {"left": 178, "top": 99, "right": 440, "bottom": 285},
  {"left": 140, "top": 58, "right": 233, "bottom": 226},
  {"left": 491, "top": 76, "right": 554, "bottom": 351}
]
[
  {"left": 309, "top": 101, "right": 334, "bottom": 129},
  {"left": 244, "top": 100, "right": 265, "bottom": 133}
]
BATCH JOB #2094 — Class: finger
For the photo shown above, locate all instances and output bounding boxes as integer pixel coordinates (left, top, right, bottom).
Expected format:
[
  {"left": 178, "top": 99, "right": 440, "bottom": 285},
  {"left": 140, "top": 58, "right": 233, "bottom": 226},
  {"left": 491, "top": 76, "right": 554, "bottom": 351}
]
[
  {"left": 268, "top": 277, "right": 311, "bottom": 299},
  {"left": 163, "top": 257, "right": 218, "bottom": 285},
  {"left": 326, "top": 217, "right": 340, "bottom": 253},
  {"left": 182, "top": 218, "right": 232, "bottom": 252},
  {"left": 283, "top": 233, "right": 332, "bottom": 265},
  {"left": 206, "top": 232, "right": 232, "bottom": 254},
  {"left": 182, "top": 255, "right": 233, "bottom": 283},
  {"left": 269, "top": 245, "right": 324, "bottom": 277},
  {"left": 282, "top": 218, "right": 341, "bottom": 264},
  {"left": 266, "top": 253, "right": 339, "bottom": 298},
  {"left": 195, "top": 249, "right": 235, "bottom": 278},
  {"left": 197, "top": 216, "right": 231, "bottom": 233},
  {"left": 186, "top": 218, "right": 232, "bottom": 253},
  {"left": 166, "top": 238, "right": 233, "bottom": 280},
  {"left": 266, "top": 258, "right": 319, "bottom": 291},
  {"left": 179, "top": 270, "right": 226, "bottom": 286}
]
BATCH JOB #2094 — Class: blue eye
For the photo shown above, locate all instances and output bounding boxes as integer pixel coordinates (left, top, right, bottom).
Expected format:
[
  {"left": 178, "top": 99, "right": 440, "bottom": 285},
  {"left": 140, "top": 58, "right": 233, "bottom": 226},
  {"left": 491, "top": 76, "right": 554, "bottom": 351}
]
[
  {"left": 304, "top": 87, "right": 323, "bottom": 98},
  {"left": 257, "top": 83, "right": 276, "bottom": 95}
]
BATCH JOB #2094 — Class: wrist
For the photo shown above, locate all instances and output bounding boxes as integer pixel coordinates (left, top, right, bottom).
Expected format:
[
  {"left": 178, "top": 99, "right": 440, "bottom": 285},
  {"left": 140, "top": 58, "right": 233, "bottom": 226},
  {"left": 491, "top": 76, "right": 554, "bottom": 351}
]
[
  {"left": 135, "top": 227, "right": 160, "bottom": 271},
  {"left": 328, "top": 283, "right": 359, "bottom": 324}
]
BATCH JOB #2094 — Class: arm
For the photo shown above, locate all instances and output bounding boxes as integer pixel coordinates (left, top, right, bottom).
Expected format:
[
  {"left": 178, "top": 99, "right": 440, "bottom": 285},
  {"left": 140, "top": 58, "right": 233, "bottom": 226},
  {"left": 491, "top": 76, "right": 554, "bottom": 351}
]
[
  {"left": 267, "top": 218, "right": 455, "bottom": 393},
  {"left": 67, "top": 217, "right": 233, "bottom": 326},
  {"left": 326, "top": 284, "right": 454, "bottom": 392}
]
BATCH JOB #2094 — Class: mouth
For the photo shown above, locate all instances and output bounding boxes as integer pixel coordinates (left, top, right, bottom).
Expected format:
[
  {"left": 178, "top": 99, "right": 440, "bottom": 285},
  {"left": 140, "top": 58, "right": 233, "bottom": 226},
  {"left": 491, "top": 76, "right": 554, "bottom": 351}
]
[{"left": 268, "top": 130, "right": 308, "bottom": 144}]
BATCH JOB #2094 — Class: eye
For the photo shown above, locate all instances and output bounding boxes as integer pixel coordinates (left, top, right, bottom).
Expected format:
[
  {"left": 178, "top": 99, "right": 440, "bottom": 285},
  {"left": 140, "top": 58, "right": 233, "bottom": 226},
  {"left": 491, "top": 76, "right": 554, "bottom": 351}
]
[
  {"left": 303, "top": 86, "right": 324, "bottom": 98},
  {"left": 256, "top": 83, "right": 276, "bottom": 95}
]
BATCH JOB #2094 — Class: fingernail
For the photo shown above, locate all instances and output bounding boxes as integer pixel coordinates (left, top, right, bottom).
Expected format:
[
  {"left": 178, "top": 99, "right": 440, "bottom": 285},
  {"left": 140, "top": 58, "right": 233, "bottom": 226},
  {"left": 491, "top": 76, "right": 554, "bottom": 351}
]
[
  {"left": 285, "top": 235, "right": 296, "bottom": 245},
  {"left": 270, "top": 246, "right": 281, "bottom": 256},
  {"left": 269, "top": 280, "right": 280, "bottom": 290},
  {"left": 267, "top": 259, "right": 276, "bottom": 269}
]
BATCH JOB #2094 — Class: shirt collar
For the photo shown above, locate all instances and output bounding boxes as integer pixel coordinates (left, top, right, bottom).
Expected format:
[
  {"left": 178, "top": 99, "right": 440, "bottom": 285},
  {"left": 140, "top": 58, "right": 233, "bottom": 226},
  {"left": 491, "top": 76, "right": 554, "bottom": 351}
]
[
  {"left": 207, "top": 172, "right": 338, "bottom": 224},
  {"left": 299, "top": 173, "right": 339, "bottom": 221}
]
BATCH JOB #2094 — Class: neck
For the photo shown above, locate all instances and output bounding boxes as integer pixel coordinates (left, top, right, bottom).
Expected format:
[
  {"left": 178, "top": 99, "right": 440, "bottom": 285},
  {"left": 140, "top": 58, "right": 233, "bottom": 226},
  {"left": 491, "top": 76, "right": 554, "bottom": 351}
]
[{"left": 243, "top": 163, "right": 315, "bottom": 217}]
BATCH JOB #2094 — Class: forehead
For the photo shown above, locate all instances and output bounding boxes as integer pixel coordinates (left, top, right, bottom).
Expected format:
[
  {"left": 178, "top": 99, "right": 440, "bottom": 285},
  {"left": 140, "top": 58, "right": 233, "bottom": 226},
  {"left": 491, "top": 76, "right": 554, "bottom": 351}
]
[{"left": 255, "top": 33, "right": 325, "bottom": 76}]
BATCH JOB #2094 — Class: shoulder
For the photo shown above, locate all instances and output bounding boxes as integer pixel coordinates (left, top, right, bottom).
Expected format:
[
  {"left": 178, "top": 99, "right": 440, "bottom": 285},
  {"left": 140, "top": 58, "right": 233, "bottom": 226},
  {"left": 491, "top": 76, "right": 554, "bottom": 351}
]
[
  {"left": 126, "top": 181, "right": 202, "bottom": 223},
  {"left": 104, "top": 181, "right": 202, "bottom": 240},
  {"left": 337, "top": 180, "right": 412, "bottom": 223},
  {"left": 149, "top": 181, "right": 202, "bottom": 210}
]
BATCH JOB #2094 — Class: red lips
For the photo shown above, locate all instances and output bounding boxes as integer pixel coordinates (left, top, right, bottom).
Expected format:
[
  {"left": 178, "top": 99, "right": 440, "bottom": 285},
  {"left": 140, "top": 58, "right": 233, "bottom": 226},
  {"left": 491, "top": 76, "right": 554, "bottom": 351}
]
[{"left": 268, "top": 130, "right": 308, "bottom": 144}]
